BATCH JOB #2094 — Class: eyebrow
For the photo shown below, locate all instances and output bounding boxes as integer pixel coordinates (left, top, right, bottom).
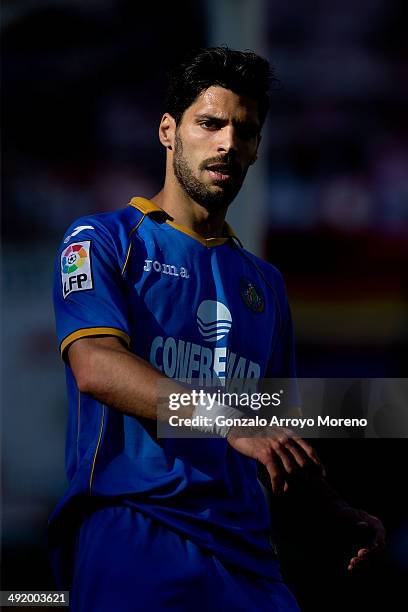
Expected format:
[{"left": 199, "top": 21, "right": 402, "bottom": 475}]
[{"left": 194, "top": 113, "right": 260, "bottom": 130}]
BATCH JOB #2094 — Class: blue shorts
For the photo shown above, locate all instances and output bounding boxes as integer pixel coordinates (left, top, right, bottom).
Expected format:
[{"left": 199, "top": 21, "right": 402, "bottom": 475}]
[{"left": 63, "top": 505, "right": 300, "bottom": 611}]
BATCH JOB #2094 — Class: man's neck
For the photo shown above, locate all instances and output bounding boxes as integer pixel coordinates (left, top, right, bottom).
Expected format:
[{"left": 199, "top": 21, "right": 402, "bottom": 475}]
[{"left": 150, "top": 176, "right": 228, "bottom": 239}]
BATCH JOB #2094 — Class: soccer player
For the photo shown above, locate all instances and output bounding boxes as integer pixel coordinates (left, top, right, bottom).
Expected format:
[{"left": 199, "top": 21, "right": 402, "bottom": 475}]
[{"left": 49, "top": 47, "right": 385, "bottom": 611}]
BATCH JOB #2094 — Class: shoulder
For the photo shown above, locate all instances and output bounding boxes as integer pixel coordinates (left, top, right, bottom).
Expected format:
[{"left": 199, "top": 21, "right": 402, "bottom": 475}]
[
  {"left": 61, "top": 206, "right": 144, "bottom": 245},
  {"left": 61, "top": 197, "right": 165, "bottom": 249},
  {"left": 59, "top": 203, "right": 150, "bottom": 267}
]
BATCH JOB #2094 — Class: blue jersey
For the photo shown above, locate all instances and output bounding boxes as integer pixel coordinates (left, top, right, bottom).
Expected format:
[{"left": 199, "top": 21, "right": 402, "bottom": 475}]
[{"left": 50, "top": 196, "right": 297, "bottom": 580}]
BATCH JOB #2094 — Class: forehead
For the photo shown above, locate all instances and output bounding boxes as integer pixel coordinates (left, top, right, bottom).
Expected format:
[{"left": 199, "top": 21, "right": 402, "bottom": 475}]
[{"left": 184, "top": 86, "right": 260, "bottom": 124}]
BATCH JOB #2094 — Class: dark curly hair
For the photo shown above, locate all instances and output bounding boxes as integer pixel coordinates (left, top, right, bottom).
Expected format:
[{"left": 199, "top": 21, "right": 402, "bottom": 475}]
[{"left": 165, "top": 46, "right": 277, "bottom": 128}]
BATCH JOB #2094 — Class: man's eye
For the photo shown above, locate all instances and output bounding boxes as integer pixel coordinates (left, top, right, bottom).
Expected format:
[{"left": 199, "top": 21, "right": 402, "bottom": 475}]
[{"left": 201, "top": 121, "right": 218, "bottom": 129}]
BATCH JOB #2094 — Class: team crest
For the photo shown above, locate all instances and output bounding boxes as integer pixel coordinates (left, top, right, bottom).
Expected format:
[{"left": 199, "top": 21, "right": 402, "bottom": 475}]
[{"left": 240, "top": 277, "right": 265, "bottom": 313}]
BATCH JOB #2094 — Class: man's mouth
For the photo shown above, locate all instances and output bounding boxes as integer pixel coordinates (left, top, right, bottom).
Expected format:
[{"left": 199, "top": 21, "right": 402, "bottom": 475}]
[{"left": 206, "top": 164, "right": 236, "bottom": 182}]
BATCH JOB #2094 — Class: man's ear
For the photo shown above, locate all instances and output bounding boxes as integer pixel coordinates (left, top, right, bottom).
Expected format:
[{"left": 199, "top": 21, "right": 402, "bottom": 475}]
[{"left": 159, "top": 113, "right": 176, "bottom": 150}]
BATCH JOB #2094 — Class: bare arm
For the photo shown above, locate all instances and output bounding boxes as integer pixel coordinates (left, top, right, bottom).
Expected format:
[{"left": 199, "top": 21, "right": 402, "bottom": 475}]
[
  {"left": 69, "top": 336, "right": 384, "bottom": 571},
  {"left": 68, "top": 335, "right": 324, "bottom": 489},
  {"left": 67, "top": 335, "right": 192, "bottom": 420}
]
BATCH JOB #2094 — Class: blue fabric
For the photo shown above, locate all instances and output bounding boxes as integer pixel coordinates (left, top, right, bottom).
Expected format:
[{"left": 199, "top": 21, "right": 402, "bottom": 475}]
[
  {"left": 50, "top": 198, "right": 297, "bottom": 581},
  {"left": 68, "top": 505, "right": 300, "bottom": 612}
]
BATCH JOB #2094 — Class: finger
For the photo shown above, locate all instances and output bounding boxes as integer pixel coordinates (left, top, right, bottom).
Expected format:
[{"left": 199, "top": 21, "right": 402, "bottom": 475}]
[
  {"left": 290, "top": 437, "right": 326, "bottom": 475},
  {"left": 350, "top": 547, "right": 371, "bottom": 563},
  {"left": 347, "top": 549, "right": 370, "bottom": 571},
  {"left": 283, "top": 437, "right": 326, "bottom": 478},
  {"left": 264, "top": 455, "right": 285, "bottom": 495},
  {"left": 283, "top": 438, "right": 312, "bottom": 470},
  {"left": 356, "top": 547, "right": 370, "bottom": 559},
  {"left": 271, "top": 433, "right": 325, "bottom": 479},
  {"left": 271, "top": 443, "right": 298, "bottom": 476}
]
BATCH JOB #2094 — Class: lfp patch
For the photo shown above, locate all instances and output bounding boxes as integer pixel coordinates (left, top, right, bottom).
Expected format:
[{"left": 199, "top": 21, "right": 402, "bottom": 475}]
[
  {"left": 240, "top": 277, "right": 265, "bottom": 313},
  {"left": 61, "top": 241, "right": 93, "bottom": 298}
]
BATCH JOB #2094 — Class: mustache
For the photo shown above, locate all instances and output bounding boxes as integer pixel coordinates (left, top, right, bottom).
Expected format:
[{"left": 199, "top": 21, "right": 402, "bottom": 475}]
[{"left": 199, "top": 156, "right": 241, "bottom": 175}]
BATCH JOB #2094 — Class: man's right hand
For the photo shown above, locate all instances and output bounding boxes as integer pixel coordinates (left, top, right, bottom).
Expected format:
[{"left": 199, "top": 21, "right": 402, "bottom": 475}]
[{"left": 226, "top": 427, "right": 325, "bottom": 495}]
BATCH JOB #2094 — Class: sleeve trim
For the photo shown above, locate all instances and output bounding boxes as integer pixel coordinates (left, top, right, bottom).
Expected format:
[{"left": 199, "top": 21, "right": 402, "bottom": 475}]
[{"left": 60, "top": 327, "right": 131, "bottom": 357}]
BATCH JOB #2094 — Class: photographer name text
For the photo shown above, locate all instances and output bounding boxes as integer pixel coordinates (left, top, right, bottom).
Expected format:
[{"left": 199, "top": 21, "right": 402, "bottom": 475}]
[{"left": 167, "top": 415, "right": 368, "bottom": 429}]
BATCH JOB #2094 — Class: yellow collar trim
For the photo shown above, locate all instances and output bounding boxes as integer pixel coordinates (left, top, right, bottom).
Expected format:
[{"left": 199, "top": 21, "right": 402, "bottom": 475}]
[
  {"left": 129, "top": 196, "right": 167, "bottom": 216},
  {"left": 165, "top": 220, "right": 230, "bottom": 247},
  {"left": 128, "top": 196, "right": 239, "bottom": 248}
]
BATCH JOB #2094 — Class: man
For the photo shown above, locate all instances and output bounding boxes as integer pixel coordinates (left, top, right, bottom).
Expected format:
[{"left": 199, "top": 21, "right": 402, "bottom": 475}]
[{"left": 50, "top": 47, "right": 385, "bottom": 611}]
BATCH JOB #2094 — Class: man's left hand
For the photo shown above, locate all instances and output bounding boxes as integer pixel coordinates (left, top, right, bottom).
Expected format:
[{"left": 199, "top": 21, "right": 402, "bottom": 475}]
[{"left": 333, "top": 506, "right": 386, "bottom": 572}]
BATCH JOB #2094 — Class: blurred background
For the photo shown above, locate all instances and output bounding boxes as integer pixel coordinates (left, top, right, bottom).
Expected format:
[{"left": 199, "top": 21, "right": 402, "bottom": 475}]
[{"left": 2, "top": 0, "right": 407, "bottom": 610}]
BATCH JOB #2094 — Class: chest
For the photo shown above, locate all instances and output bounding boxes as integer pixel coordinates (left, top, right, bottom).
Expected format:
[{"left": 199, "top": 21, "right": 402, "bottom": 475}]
[{"left": 124, "top": 230, "right": 279, "bottom": 379}]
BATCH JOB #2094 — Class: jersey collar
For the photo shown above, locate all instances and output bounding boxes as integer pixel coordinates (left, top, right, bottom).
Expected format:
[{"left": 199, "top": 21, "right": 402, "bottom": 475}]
[{"left": 128, "top": 196, "right": 241, "bottom": 247}]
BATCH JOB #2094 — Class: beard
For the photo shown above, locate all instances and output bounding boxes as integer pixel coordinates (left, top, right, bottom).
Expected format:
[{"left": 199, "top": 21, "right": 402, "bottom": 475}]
[{"left": 172, "top": 132, "right": 245, "bottom": 210}]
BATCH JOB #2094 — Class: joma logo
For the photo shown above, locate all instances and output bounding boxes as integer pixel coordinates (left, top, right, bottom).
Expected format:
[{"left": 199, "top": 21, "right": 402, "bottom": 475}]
[{"left": 144, "top": 259, "right": 190, "bottom": 278}]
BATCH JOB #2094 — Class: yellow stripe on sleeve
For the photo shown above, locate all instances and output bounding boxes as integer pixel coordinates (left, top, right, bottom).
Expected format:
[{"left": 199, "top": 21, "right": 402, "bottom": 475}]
[{"left": 60, "top": 327, "right": 131, "bottom": 358}]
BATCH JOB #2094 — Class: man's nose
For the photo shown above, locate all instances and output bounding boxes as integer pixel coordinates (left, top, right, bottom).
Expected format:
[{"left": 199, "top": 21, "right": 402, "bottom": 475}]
[{"left": 217, "top": 125, "right": 238, "bottom": 154}]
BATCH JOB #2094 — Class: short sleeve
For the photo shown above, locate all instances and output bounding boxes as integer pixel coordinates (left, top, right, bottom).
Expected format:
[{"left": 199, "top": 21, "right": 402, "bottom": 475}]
[{"left": 53, "top": 219, "right": 131, "bottom": 360}]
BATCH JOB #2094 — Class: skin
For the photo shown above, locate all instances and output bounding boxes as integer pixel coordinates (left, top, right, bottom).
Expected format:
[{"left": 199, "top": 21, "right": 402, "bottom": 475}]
[
  {"left": 68, "top": 85, "right": 385, "bottom": 571},
  {"left": 152, "top": 86, "right": 260, "bottom": 236}
]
